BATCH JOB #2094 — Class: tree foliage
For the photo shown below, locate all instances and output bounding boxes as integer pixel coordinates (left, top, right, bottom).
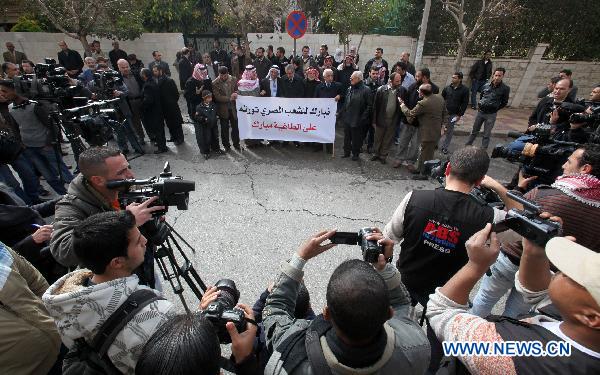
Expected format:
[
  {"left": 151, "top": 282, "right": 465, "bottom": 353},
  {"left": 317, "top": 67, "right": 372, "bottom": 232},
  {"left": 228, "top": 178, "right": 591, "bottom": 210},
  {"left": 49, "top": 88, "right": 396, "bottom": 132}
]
[
  {"left": 31, "top": 0, "right": 145, "bottom": 51},
  {"left": 322, "top": 0, "right": 389, "bottom": 51},
  {"left": 440, "top": 0, "right": 520, "bottom": 70},
  {"left": 142, "top": 0, "right": 216, "bottom": 34},
  {"left": 214, "top": 0, "right": 288, "bottom": 39}
]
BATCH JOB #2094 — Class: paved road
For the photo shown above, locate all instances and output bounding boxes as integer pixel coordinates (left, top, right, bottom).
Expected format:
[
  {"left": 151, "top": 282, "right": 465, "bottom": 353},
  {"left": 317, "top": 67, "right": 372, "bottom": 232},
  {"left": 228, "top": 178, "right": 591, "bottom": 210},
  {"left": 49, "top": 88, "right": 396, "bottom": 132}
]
[{"left": 125, "top": 120, "right": 518, "bottom": 314}]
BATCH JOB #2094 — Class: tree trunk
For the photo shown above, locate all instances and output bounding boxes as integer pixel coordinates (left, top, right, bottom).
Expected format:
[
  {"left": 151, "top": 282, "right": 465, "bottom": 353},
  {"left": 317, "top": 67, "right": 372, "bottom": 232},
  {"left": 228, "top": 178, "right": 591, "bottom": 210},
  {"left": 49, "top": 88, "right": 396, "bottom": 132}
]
[
  {"left": 414, "top": 0, "right": 431, "bottom": 67},
  {"left": 454, "top": 38, "right": 468, "bottom": 72},
  {"left": 78, "top": 34, "right": 90, "bottom": 54},
  {"left": 356, "top": 34, "right": 365, "bottom": 54}
]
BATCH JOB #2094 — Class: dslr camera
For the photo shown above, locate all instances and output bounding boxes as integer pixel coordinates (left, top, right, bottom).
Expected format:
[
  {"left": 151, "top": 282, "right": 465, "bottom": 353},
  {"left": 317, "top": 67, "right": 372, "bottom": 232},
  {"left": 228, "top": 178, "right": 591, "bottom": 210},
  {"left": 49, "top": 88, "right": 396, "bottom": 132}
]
[
  {"left": 492, "top": 191, "right": 562, "bottom": 246},
  {"left": 108, "top": 162, "right": 196, "bottom": 216},
  {"left": 330, "top": 228, "right": 386, "bottom": 263},
  {"left": 201, "top": 279, "right": 247, "bottom": 344}
]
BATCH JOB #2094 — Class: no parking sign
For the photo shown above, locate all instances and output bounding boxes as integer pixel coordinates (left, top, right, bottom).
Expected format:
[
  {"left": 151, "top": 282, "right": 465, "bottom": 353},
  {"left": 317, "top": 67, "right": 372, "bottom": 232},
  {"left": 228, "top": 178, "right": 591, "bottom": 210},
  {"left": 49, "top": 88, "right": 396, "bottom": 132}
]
[{"left": 286, "top": 11, "right": 307, "bottom": 39}]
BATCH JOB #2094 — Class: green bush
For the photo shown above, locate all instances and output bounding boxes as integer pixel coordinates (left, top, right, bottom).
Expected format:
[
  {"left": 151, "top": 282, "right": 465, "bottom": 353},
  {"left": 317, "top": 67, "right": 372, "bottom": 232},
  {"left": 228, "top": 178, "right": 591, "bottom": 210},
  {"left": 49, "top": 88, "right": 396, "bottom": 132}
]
[{"left": 10, "top": 16, "right": 43, "bottom": 32}]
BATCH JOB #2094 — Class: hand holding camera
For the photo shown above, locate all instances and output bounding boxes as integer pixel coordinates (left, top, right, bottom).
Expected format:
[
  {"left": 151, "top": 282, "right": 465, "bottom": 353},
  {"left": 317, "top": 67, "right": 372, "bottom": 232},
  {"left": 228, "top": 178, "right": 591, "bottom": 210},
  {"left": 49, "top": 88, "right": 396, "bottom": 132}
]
[
  {"left": 465, "top": 223, "right": 500, "bottom": 274},
  {"left": 296, "top": 229, "right": 337, "bottom": 260},
  {"left": 226, "top": 303, "right": 258, "bottom": 364},
  {"left": 125, "top": 196, "right": 166, "bottom": 226},
  {"left": 329, "top": 227, "right": 393, "bottom": 267}
]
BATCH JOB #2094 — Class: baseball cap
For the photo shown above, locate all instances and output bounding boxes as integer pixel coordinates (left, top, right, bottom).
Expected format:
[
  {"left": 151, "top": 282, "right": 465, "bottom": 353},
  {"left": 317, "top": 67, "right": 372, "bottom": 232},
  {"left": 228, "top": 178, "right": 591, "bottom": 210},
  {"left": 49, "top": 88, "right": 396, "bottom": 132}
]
[{"left": 546, "top": 237, "right": 600, "bottom": 306}]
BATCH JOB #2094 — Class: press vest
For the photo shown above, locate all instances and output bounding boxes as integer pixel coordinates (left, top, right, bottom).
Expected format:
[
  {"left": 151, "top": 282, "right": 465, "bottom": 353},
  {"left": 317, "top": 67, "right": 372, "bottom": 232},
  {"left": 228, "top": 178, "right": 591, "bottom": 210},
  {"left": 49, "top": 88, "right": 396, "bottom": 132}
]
[{"left": 398, "top": 189, "right": 494, "bottom": 295}]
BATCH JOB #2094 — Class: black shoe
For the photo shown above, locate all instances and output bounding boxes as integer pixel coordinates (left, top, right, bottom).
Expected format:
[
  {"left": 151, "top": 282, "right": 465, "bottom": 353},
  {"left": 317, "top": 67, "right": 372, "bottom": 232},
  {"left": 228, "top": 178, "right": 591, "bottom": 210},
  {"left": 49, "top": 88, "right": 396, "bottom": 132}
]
[
  {"left": 380, "top": 158, "right": 387, "bottom": 164},
  {"left": 471, "top": 105, "right": 477, "bottom": 110},
  {"left": 154, "top": 147, "right": 169, "bottom": 154},
  {"left": 341, "top": 154, "right": 350, "bottom": 158},
  {"left": 370, "top": 155, "right": 379, "bottom": 161},
  {"left": 203, "top": 153, "right": 210, "bottom": 160},
  {"left": 224, "top": 146, "right": 231, "bottom": 152},
  {"left": 234, "top": 145, "right": 241, "bottom": 151},
  {"left": 367, "top": 147, "right": 374, "bottom": 154},
  {"left": 174, "top": 139, "right": 184, "bottom": 146},
  {"left": 352, "top": 155, "right": 359, "bottom": 161},
  {"left": 441, "top": 148, "right": 448, "bottom": 155},
  {"left": 411, "top": 174, "right": 429, "bottom": 180},
  {"left": 214, "top": 149, "right": 225, "bottom": 155}
]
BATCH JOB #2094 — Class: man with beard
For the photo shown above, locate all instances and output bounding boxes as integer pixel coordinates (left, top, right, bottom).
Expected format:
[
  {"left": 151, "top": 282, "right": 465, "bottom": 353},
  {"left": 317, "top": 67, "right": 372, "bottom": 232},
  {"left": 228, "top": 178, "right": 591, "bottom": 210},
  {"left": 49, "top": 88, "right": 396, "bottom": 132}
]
[
  {"left": 340, "top": 71, "right": 372, "bottom": 160},
  {"left": 260, "top": 65, "right": 281, "bottom": 98},
  {"left": 273, "top": 47, "right": 290, "bottom": 77},
  {"left": 153, "top": 65, "right": 184, "bottom": 145},
  {"left": 319, "top": 55, "right": 338, "bottom": 81},
  {"left": 364, "top": 48, "right": 389, "bottom": 85},
  {"left": 252, "top": 47, "right": 271, "bottom": 80},
  {"left": 315, "top": 44, "right": 329, "bottom": 67}
]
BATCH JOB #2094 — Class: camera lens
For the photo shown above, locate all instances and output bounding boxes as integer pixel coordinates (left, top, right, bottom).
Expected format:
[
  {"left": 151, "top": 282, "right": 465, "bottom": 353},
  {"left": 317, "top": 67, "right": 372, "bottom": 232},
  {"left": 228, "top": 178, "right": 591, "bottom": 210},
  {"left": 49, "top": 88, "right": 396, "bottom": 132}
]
[{"left": 214, "top": 279, "right": 240, "bottom": 309}]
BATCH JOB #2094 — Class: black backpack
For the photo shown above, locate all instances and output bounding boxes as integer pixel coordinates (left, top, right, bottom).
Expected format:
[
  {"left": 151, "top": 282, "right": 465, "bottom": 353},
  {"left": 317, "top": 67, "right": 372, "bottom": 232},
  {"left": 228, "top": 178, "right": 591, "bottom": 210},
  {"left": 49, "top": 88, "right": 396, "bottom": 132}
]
[{"left": 62, "top": 289, "right": 164, "bottom": 375}]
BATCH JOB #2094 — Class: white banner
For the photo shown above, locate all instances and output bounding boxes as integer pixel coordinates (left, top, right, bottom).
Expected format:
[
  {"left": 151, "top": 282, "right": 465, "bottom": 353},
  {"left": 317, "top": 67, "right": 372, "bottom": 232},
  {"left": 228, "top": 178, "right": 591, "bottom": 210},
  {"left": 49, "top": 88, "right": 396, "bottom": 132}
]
[{"left": 236, "top": 97, "right": 336, "bottom": 143}]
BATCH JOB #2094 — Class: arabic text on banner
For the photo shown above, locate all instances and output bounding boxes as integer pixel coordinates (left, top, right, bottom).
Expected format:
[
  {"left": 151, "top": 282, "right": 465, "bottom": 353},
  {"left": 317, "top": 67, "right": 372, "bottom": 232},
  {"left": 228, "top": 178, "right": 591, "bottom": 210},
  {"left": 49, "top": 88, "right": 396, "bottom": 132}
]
[{"left": 236, "top": 97, "right": 336, "bottom": 143}]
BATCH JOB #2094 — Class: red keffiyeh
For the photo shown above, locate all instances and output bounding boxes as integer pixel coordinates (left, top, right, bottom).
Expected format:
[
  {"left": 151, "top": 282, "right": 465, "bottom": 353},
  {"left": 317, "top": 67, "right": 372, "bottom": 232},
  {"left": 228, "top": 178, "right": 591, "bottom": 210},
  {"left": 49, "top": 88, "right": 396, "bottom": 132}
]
[
  {"left": 192, "top": 63, "right": 208, "bottom": 81},
  {"left": 552, "top": 173, "right": 600, "bottom": 208},
  {"left": 237, "top": 65, "right": 259, "bottom": 92}
]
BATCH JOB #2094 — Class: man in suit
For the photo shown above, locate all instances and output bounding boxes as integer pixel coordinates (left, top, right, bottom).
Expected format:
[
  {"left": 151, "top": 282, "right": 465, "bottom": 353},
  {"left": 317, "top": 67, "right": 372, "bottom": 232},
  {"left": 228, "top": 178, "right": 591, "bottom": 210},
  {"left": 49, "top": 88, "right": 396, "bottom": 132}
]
[
  {"left": 148, "top": 51, "right": 171, "bottom": 77},
  {"left": 178, "top": 48, "right": 193, "bottom": 90},
  {"left": 57, "top": 40, "right": 84, "bottom": 78},
  {"left": 259, "top": 66, "right": 281, "bottom": 97},
  {"left": 314, "top": 68, "right": 343, "bottom": 152},
  {"left": 140, "top": 68, "right": 168, "bottom": 153},
  {"left": 3, "top": 42, "right": 27, "bottom": 69},
  {"left": 399, "top": 84, "right": 448, "bottom": 180}
]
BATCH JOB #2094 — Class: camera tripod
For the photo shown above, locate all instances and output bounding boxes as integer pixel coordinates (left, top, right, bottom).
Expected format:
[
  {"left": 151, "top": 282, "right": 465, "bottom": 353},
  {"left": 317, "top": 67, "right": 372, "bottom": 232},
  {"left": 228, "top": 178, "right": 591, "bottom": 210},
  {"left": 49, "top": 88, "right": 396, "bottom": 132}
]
[{"left": 146, "top": 220, "right": 208, "bottom": 312}]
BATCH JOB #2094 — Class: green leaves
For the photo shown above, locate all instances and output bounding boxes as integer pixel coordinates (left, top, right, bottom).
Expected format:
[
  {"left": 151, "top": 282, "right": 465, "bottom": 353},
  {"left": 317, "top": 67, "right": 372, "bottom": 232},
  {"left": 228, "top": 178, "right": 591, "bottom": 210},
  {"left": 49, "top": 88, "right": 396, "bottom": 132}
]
[{"left": 323, "top": 0, "right": 390, "bottom": 45}]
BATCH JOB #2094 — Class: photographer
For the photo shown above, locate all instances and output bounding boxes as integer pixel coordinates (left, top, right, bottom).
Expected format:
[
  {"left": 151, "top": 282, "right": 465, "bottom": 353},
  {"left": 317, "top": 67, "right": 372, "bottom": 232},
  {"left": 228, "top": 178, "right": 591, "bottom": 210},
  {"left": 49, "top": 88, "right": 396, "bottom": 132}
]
[
  {"left": 50, "top": 147, "right": 163, "bottom": 283},
  {"left": 472, "top": 143, "right": 600, "bottom": 318},
  {"left": 136, "top": 308, "right": 260, "bottom": 375},
  {"left": 2, "top": 80, "right": 73, "bottom": 195},
  {"left": 263, "top": 229, "right": 430, "bottom": 374},
  {"left": 43, "top": 210, "right": 176, "bottom": 374},
  {"left": 427, "top": 225, "right": 600, "bottom": 374},
  {"left": 383, "top": 146, "right": 504, "bottom": 371}
]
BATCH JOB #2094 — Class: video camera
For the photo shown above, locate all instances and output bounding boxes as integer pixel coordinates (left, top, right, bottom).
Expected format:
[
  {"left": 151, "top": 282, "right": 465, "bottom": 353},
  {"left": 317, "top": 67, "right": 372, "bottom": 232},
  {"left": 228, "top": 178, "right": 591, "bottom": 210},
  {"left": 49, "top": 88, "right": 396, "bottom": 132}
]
[
  {"left": 423, "top": 159, "right": 505, "bottom": 209},
  {"left": 491, "top": 131, "right": 578, "bottom": 186},
  {"left": 63, "top": 97, "right": 121, "bottom": 146},
  {"left": 201, "top": 279, "right": 247, "bottom": 344},
  {"left": 330, "top": 228, "right": 387, "bottom": 263},
  {"left": 492, "top": 191, "right": 562, "bottom": 246},
  {"left": 92, "top": 70, "right": 123, "bottom": 99},
  {"left": 107, "top": 162, "right": 196, "bottom": 217}
]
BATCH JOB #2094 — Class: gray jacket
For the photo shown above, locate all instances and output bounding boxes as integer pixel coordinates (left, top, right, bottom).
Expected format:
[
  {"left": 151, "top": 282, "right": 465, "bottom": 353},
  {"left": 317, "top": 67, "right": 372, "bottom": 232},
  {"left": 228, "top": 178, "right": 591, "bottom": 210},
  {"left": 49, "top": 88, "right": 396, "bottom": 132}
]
[
  {"left": 50, "top": 174, "right": 114, "bottom": 267},
  {"left": 263, "top": 260, "right": 430, "bottom": 375}
]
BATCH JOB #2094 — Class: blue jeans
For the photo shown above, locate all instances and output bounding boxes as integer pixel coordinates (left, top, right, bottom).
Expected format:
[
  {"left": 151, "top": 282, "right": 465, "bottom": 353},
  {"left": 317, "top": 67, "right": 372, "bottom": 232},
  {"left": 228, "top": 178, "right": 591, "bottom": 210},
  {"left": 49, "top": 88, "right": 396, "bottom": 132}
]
[
  {"left": 470, "top": 79, "right": 485, "bottom": 107},
  {"left": 8, "top": 153, "right": 41, "bottom": 204},
  {"left": 0, "top": 164, "right": 30, "bottom": 203},
  {"left": 471, "top": 252, "right": 531, "bottom": 318},
  {"left": 23, "top": 146, "right": 73, "bottom": 195}
]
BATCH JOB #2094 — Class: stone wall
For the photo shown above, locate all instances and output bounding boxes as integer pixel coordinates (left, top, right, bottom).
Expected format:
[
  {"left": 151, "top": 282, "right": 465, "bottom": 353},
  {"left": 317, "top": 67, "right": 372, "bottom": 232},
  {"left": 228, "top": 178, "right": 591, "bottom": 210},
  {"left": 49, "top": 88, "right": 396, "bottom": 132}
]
[
  {"left": 246, "top": 32, "right": 417, "bottom": 73},
  {"left": 2, "top": 31, "right": 599, "bottom": 108},
  {"left": 0, "top": 32, "right": 185, "bottom": 69}
]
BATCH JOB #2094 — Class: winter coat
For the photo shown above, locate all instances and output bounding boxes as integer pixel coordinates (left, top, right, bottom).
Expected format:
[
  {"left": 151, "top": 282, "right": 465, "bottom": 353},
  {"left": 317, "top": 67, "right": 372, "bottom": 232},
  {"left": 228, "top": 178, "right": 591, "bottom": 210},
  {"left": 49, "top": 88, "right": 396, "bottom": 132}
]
[
  {"left": 212, "top": 75, "right": 237, "bottom": 119},
  {"left": 43, "top": 270, "right": 175, "bottom": 375},
  {"left": 50, "top": 174, "right": 115, "bottom": 267},
  {"left": 158, "top": 76, "right": 183, "bottom": 125},
  {"left": 340, "top": 82, "right": 372, "bottom": 128},
  {"left": 0, "top": 243, "right": 61, "bottom": 375}
]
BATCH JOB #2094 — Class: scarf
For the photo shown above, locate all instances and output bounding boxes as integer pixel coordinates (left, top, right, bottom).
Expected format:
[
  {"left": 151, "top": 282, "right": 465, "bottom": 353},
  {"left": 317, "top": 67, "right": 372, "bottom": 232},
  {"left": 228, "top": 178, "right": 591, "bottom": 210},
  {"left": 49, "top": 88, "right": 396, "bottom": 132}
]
[
  {"left": 237, "top": 65, "right": 259, "bottom": 92},
  {"left": 306, "top": 67, "right": 320, "bottom": 82},
  {"left": 551, "top": 173, "right": 600, "bottom": 208},
  {"left": 268, "top": 65, "right": 280, "bottom": 81},
  {"left": 192, "top": 63, "right": 208, "bottom": 81}
]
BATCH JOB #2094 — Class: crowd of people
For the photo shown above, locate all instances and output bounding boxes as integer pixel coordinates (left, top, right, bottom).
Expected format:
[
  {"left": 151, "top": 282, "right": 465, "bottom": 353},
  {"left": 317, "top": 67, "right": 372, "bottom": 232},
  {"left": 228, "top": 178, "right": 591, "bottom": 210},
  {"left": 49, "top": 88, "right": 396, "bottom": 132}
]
[{"left": 1, "top": 38, "right": 600, "bottom": 375}]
